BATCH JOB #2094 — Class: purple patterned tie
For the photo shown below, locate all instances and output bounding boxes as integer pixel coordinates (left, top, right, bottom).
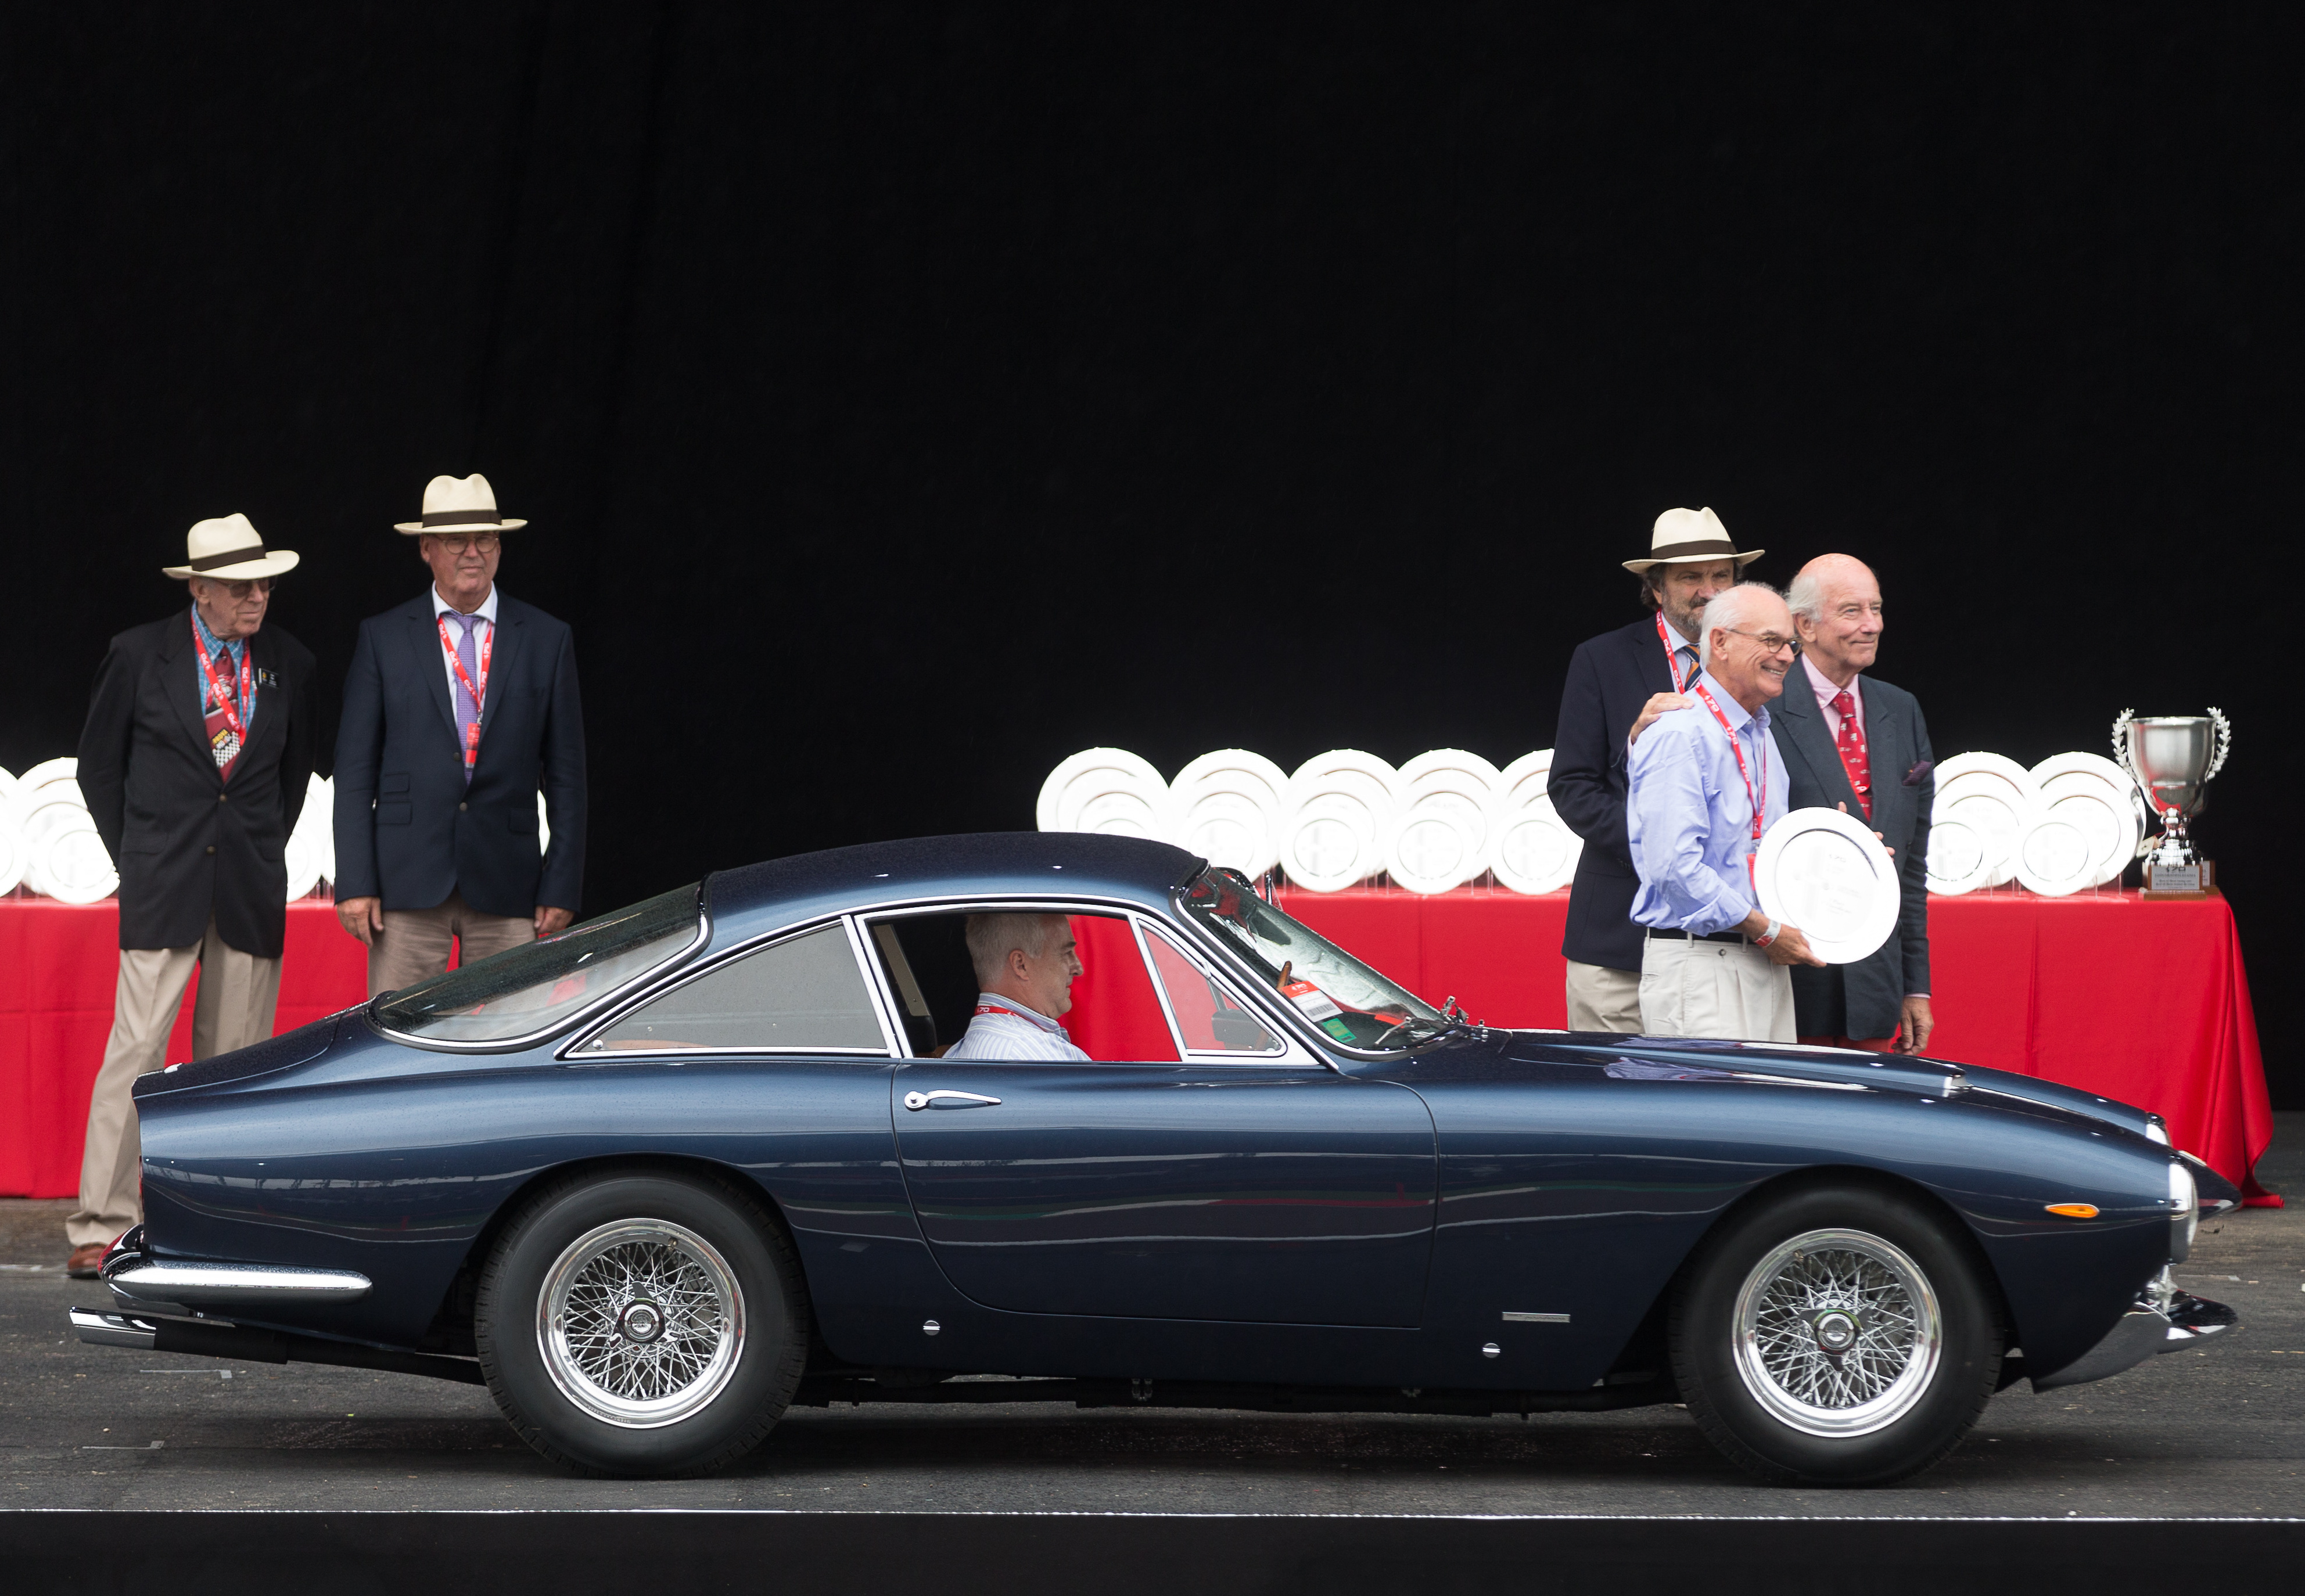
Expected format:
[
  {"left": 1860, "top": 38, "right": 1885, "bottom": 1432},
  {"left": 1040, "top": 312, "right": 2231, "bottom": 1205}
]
[{"left": 455, "top": 613, "right": 483, "bottom": 785}]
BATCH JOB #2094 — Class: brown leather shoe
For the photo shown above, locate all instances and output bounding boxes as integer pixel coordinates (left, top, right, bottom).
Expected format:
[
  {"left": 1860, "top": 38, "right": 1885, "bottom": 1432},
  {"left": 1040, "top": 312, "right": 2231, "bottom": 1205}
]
[{"left": 66, "top": 1243, "right": 107, "bottom": 1279}]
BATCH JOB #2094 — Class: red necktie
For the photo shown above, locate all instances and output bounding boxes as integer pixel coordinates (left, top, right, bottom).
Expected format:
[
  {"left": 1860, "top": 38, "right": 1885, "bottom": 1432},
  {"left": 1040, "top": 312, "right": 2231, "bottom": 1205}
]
[{"left": 1832, "top": 689, "right": 1872, "bottom": 819}]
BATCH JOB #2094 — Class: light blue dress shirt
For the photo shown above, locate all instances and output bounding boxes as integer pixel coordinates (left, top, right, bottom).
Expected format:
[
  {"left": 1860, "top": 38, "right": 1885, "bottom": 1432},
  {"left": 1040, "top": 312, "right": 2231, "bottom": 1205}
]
[{"left": 1627, "top": 671, "right": 1790, "bottom": 936}]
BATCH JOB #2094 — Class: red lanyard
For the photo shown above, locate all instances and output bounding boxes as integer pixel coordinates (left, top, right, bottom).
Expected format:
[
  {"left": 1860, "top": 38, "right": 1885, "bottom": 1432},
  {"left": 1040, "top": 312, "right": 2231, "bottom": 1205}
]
[
  {"left": 1691, "top": 681, "right": 1767, "bottom": 884},
  {"left": 974, "top": 1001, "right": 1043, "bottom": 1026},
  {"left": 191, "top": 614, "right": 253, "bottom": 743},
  {"left": 1656, "top": 612, "right": 1693, "bottom": 693},
  {"left": 436, "top": 613, "right": 494, "bottom": 768}
]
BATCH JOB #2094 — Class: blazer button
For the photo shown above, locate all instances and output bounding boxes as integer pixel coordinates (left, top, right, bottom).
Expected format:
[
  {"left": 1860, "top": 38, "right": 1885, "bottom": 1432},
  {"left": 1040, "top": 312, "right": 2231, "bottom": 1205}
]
[
  {"left": 459, "top": 801, "right": 468, "bottom": 812},
  {"left": 205, "top": 845, "right": 216, "bottom": 855},
  {"left": 217, "top": 792, "right": 228, "bottom": 803}
]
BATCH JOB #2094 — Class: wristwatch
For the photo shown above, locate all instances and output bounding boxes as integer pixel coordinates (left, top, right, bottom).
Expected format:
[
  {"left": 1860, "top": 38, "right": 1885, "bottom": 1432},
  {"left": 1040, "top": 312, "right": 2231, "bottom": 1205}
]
[{"left": 1753, "top": 918, "right": 1782, "bottom": 948}]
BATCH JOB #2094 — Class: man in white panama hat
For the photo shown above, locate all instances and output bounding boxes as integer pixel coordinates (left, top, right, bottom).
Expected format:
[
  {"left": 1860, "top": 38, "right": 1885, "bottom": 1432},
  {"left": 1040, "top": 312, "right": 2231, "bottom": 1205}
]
[
  {"left": 332, "top": 474, "right": 587, "bottom": 996},
  {"left": 1550, "top": 508, "right": 1763, "bottom": 1033},
  {"left": 66, "top": 514, "right": 318, "bottom": 1275}
]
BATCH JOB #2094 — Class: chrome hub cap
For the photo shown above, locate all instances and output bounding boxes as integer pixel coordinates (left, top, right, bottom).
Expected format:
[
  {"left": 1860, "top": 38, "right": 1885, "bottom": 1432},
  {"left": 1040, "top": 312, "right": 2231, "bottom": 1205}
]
[
  {"left": 1732, "top": 1227, "right": 1942, "bottom": 1438},
  {"left": 537, "top": 1220, "right": 744, "bottom": 1429}
]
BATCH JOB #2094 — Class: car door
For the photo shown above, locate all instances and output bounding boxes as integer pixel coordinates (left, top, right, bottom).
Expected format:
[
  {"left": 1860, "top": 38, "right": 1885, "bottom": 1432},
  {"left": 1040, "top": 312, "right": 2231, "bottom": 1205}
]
[{"left": 872, "top": 908, "right": 1437, "bottom": 1328}]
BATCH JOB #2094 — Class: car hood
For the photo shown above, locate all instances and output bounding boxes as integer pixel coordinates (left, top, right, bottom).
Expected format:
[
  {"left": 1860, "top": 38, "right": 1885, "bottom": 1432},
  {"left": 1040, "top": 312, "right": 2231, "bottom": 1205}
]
[{"left": 1499, "top": 1031, "right": 1970, "bottom": 1099}]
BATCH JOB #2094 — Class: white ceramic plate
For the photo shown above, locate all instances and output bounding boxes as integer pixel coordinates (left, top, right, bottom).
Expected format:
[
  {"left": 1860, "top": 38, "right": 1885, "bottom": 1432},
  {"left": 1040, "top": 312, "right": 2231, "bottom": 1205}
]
[
  {"left": 1488, "top": 798, "right": 1582, "bottom": 895},
  {"left": 1495, "top": 749, "right": 1555, "bottom": 808},
  {"left": 1037, "top": 748, "right": 1171, "bottom": 837},
  {"left": 1278, "top": 792, "right": 1384, "bottom": 892},
  {"left": 0, "top": 821, "right": 23, "bottom": 895},
  {"left": 37, "top": 818, "right": 118, "bottom": 905},
  {"left": 2028, "top": 752, "right": 2142, "bottom": 886},
  {"left": 0, "top": 764, "right": 15, "bottom": 803},
  {"left": 1286, "top": 750, "right": 1400, "bottom": 833},
  {"left": 1926, "top": 814, "right": 1997, "bottom": 896},
  {"left": 16, "top": 756, "right": 78, "bottom": 795},
  {"left": 1169, "top": 750, "right": 1289, "bottom": 877},
  {"left": 283, "top": 829, "right": 325, "bottom": 901},
  {"left": 1931, "top": 753, "right": 2040, "bottom": 887},
  {"left": 1396, "top": 750, "right": 1502, "bottom": 855},
  {"left": 2011, "top": 809, "right": 2101, "bottom": 897},
  {"left": 10, "top": 784, "right": 91, "bottom": 858},
  {"left": 1754, "top": 806, "right": 1901, "bottom": 964},
  {"left": 1384, "top": 804, "right": 1484, "bottom": 895}
]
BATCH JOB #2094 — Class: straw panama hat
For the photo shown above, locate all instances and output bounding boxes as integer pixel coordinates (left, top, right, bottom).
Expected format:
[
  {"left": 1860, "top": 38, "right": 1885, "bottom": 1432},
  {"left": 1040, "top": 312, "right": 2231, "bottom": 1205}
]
[
  {"left": 161, "top": 513, "right": 300, "bottom": 580},
  {"left": 394, "top": 473, "right": 528, "bottom": 535},
  {"left": 1622, "top": 506, "right": 1764, "bottom": 574}
]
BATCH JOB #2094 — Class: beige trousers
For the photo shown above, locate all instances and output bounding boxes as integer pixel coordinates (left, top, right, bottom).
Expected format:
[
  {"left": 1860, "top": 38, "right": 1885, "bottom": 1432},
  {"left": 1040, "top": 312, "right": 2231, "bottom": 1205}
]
[
  {"left": 1637, "top": 935, "right": 1796, "bottom": 1043},
  {"left": 368, "top": 890, "right": 535, "bottom": 998},
  {"left": 1564, "top": 959, "right": 1643, "bottom": 1033},
  {"left": 70, "top": 916, "right": 282, "bottom": 1248}
]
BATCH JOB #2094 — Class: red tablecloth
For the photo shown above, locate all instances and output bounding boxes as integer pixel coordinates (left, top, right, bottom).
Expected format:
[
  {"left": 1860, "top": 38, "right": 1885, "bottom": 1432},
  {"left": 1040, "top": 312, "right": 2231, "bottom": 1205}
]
[
  {"left": 0, "top": 898, "right": 367, "bottom": 1198},
  {"left": 1266, "top": 885, "right": 2276, "bottom": 1198}
]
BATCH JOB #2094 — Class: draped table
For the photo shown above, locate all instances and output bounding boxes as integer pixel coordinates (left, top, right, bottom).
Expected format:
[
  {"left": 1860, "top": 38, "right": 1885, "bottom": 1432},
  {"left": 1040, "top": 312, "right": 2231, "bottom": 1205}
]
[
  {"left": 0, "top": 897, "right": 365, "bottom": 1198},
  {"left": 1, "top": 887, "right": 2278, "bottom": 1202},
  {"left": 1268, "top": 884, "right": 2277, "bottom": 1200}
]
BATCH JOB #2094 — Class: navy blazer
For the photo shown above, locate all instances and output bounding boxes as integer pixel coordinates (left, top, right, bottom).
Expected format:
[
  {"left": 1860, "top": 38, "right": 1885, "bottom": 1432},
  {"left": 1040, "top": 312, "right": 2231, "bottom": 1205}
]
[
  {"left": 332, "top": 591, "right": 587, "bottom": 919},
  {"left": 1772, "top": 666, "right": 1935, "bottom": 1041},
  {"left": 77, "top": 611, "right": 316, "bottom": 955},
  {"left": 1552, "top": 614, "right": 1681, "bottom": 971}
]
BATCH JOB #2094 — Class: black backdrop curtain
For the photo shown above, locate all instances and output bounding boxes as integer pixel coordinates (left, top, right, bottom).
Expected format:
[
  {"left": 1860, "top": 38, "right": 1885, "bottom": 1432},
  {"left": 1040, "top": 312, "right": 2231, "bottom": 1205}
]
[{"left": 2, "top": 3, "right": 2295, "bottom": 1102}]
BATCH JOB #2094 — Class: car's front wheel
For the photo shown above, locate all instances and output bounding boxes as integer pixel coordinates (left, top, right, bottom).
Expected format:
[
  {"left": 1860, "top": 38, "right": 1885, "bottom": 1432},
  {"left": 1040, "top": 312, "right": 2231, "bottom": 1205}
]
[
  {"left": 476, "top": 1169, "right": 808, "bottom": 1476},
  {"left": 1669, "top": 1181, "right": 2002, "bottom": 1486}
]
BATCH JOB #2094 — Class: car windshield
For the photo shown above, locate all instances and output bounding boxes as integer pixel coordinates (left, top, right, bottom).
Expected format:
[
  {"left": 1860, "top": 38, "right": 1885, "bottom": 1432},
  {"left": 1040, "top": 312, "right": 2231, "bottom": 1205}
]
[
  {"left": 1177, "top": 867, "right": 1446, "bottom": 1049},
  {"left": 374, "top": 884, "right": 703, "bottom": 1043}
]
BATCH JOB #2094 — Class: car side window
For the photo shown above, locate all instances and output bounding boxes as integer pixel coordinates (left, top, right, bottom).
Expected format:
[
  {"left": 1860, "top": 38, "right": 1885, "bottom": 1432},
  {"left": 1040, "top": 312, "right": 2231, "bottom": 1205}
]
[
  {"left": 579, "top": 924, "right": 886, "bottom": 1054},
  {"left": 1141, "top": 926, "right": 1281, "bottom": 1055}
]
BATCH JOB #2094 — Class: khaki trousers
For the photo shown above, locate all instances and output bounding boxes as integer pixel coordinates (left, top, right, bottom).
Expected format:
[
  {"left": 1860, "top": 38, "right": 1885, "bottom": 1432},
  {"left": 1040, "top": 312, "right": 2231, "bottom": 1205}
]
[
  {"left": 368, "top": 890, "right": 535, "bottom": 998},
  {"left": 1637, "top": 934, "right": 1796, "bottom": 1043},
  {"left": 70, "top": 916, "right": 282, "bottom": 1248},
  {"left": 1564, "top": 959, "right": 1643, "bottom": 1033}
]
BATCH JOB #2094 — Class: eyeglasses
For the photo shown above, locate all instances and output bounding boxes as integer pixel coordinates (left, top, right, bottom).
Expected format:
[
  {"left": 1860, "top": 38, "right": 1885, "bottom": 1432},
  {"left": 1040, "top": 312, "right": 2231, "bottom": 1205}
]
[
  {"left": 430, "top": 534, "right": 501, "bottom": 554},
  {"left": 1724, "top": 628, "right": 1801, "bottom": 656},
  {"left": 217, "top": 579, "right": 272, "bottom": 598}
]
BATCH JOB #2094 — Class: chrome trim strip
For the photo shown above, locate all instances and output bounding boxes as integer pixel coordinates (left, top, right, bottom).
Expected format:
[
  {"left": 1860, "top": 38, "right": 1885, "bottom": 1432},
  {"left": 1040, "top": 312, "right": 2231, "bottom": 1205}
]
[
  {"left": 106, "top": 1262, "right": 371, "bottom": 1304},
  {"left": 71, "top": 1308, "right": 159, "bottom": 1350},
  {"left": 375, "top": 885, "right": 713, "bottom": 1054},
  {"left": 1502, "top": 1311, "right": 1571, "bottom": 1324}
]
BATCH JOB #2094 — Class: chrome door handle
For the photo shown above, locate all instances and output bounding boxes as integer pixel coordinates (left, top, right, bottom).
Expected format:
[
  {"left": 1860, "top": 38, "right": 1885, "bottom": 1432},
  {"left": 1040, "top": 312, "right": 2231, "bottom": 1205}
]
[{"left": 903, "top": 1090, "right": 1003, "bottom": 1111}]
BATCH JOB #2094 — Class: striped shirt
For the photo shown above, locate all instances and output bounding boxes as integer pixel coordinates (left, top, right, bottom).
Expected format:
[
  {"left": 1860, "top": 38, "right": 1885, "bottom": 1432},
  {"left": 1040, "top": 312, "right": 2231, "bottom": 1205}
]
[{"left": 943, "top": 993, "right": 1092, "bottom": 1062}]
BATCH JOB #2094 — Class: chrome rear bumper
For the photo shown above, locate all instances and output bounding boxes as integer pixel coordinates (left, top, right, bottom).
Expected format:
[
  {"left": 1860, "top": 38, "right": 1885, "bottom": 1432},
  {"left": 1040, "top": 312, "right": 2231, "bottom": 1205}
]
[{"left": 98, "top": 1239, "right": 370, "bottom": 1316}]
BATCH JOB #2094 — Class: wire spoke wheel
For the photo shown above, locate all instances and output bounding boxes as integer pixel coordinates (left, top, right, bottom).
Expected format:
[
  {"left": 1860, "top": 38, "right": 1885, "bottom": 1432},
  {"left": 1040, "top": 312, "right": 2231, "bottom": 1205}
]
[
  {"left": 537, "top": 1219, "right": 745, "bottom": 1429},
  {"left": 1732, "top": 1227, "right": 1941, "bottom": 1439}
]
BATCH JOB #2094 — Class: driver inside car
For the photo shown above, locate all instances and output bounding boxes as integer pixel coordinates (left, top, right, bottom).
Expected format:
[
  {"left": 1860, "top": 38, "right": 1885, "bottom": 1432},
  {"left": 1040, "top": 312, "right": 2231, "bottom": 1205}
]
[{"left": 943, "top": 912, "right": 1092, "bottom": 1061}]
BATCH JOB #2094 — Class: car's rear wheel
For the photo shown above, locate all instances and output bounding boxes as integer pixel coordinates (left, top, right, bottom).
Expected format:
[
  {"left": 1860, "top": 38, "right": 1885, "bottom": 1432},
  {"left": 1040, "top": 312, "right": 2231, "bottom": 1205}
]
[
  {"left": 1668, "top": 1181, "right": 2002, "bottom": 1486},
  {"left": 476, "top": 1169, "right": 807, "bottom": 1476}
]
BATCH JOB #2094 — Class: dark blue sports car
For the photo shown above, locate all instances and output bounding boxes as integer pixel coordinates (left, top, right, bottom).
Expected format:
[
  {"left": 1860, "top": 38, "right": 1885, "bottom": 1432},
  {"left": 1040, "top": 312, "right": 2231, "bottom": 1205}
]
[{"left": 71, "top": 833, "right": 2238, "bottom": 1484}]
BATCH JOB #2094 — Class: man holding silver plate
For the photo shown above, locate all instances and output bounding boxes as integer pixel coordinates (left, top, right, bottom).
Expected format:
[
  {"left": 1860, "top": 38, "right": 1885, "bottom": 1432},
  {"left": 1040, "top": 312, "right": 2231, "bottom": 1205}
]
[{"left": 1626, "top": 583, "right": 1826, "bottom": 1041}]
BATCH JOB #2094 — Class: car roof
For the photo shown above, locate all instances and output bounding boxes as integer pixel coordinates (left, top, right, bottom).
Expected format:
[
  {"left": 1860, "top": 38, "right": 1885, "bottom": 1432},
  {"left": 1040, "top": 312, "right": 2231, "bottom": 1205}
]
[{"left": 703, "top": 832, "right": 1207, "bottom": 930}]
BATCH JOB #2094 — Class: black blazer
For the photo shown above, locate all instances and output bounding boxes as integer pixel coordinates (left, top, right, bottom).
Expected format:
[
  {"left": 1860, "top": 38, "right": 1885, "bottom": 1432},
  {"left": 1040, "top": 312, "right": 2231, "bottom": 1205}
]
[
  {"left": 1552, "top": 614, "right": 1682, "bottom": 971},
  {"left": 1772, "top": 667, "right": 1936, "bottom": 1041},
  {"left": 332, "top": 592, "right": 587, "bottom": 919},
  {"left": 76, "top": 610, "right": 317, "bottom": 955}
]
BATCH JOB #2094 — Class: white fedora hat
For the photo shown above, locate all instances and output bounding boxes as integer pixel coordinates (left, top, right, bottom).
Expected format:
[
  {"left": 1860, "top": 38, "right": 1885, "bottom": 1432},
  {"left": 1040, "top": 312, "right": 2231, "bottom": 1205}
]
[
  {"left": 1622, "top": 506, "right": 1763, "bottom": 574},
  {"left": 161, "top": 513, "right": 300, "bottom": 581},
  {"left": 394, "top": 473, "right": 528, "bottom": 536}
]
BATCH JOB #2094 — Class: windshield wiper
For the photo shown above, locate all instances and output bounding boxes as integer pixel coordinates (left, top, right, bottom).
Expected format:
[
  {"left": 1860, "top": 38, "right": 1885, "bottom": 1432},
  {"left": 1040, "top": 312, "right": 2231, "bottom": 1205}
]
[{"left": 1371, "top": 998, "right": 1485, "bottom": 1051}]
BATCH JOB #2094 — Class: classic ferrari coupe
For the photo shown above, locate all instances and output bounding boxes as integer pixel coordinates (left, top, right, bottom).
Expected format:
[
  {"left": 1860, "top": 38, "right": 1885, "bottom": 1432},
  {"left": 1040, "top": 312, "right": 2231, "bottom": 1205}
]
[{"left": 71, "top": 833, "right": 2237, "bottom": 1484}]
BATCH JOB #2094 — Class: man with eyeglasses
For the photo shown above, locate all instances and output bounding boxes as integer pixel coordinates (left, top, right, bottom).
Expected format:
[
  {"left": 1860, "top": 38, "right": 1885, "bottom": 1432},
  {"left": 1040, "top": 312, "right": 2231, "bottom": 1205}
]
[
  {"left": 333, "top": 474, "right": 587, "bottom": 997},
  {"left": 1776, "top": 554, "right": 1936, "bottom": 1054},
  {"left": 1551, "top": 508, "right": 1761, "bottom": 1033},
  {"left": 66, "top": 513, "right": 317, "bottom": 1275},
  {"left": 1625, "top": 582, "right": 1826, "bottom": 1041}
]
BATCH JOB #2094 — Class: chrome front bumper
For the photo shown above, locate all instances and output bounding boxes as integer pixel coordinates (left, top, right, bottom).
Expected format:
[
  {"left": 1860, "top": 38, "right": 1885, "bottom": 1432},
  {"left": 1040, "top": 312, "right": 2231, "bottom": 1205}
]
[{"left": 2033, "top": 1268, "right": 2238, "bottom": 1393}]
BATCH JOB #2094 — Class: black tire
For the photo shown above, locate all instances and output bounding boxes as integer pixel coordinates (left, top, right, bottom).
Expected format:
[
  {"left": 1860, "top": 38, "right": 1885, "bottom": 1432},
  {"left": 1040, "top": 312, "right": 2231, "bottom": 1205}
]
[
  {"left": 1668, "top": 1180, "right": 2002, "bottom": 1486},
  {"left": 475, "top": 1168, "right": 809, "bottom": 1476}
]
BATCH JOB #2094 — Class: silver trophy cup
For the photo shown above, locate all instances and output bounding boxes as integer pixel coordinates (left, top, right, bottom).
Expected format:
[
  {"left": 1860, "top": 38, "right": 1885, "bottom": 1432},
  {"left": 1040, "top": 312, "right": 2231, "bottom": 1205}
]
[{"left": 2113, "top": 709, "right": 2232, "bottom": 891}]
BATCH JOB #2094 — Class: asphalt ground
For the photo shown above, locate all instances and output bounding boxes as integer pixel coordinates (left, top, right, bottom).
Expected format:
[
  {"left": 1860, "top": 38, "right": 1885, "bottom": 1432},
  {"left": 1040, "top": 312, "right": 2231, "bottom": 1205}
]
[{"left": 2, "top": 1115, "right": 2299, "bottom": 1519}]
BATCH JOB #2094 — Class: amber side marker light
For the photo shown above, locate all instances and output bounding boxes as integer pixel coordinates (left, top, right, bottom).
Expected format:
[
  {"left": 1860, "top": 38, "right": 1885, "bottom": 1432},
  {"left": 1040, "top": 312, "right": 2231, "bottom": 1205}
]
[{"left": 2045, "top": 1203, "right": 2101, "bottom": 1218}]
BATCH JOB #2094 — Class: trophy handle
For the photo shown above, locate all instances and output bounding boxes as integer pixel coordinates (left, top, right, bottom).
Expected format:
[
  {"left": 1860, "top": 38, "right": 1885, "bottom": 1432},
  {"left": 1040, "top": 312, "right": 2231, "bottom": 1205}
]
[
  {"left": 2205, "top": 705, "right": 2232, "bottom": 782},
  {"left": 2110, "top": 707, "right": 2139, "bottom": 784}
]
